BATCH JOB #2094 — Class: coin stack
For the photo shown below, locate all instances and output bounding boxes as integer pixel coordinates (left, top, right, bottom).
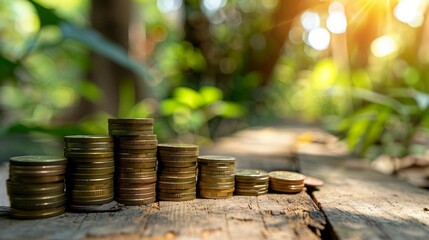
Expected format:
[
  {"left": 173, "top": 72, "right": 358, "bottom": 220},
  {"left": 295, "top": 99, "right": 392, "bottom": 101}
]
[
  {"left": 157, "top": 144, "right": 198, "bottom": 201},
  {"left": 7, "top": 155, "right": 67, "bottom": 219},
  {"left": 64, "top": 135, "right": 115, "bottom": 209},
  {"left": 234, "top": 169, "right": 269, "bottom": 196},
  {"left": 268, "top": 171, "right": 305, "bottom": 193},
  {"left": 108, "top": 118, "right": 157, "bottom": 205},
  {"left": 197, "top": 155, "right": 236, "bottom": 199}
]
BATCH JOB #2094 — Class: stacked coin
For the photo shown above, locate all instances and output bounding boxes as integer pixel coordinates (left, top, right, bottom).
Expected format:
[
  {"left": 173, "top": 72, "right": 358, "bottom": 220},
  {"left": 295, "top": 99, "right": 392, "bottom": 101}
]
[
  {"left": 197, "top": 155, "right": 236, "bottom": 199},
  {"left": 108, "top": 118, "right": 157, "bottom": 205},
  {"left": 157, "top": 144, "right": 198, "bottom": 201},
  {"left": 234, "top": 169, "right": 269, "bottom": 196},
  {"left": 64, "top": 135, "right": 115, "bottom": 209},
  {"left": 268, "top": 171, "right": 305, "bottom": 193},
  {"left": 7, "top": 155, "right": 67, "bottom": 219}
]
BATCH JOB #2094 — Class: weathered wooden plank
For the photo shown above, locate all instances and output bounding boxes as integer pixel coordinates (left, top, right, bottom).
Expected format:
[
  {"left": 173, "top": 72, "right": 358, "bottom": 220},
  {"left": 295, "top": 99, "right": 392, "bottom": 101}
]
[{"left": 298, "top": 137, "right": 429, "bottom": 240}]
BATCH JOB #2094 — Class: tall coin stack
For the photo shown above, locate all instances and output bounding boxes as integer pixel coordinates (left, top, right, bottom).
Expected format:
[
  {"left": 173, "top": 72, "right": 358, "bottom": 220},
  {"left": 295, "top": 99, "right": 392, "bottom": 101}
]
[
  {"left": 268, "top": 171, "right": 305, "bottom": 193},
  {"left": 157, "top": 144, "right": 198, "bottom": 201},
  {"left": 234, "top": 169, "right": 269, "bottom": 196},
  {"left": 7, "top": 155, "right": 67, "bottom": 219},
  {"left": 197, "top": 155, "right": 236, "bottom": 199},
  {"left": 64, "top": 135, "right": 115, "bottom": 209},
  {"left": 108, "top": 118, "right": 157, "bottom": 205}
]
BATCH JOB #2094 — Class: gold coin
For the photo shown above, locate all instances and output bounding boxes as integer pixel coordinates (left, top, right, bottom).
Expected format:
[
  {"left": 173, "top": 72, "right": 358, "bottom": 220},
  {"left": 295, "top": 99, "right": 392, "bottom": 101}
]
[
  {"left": 198, "top": 188, "right": 234, "bottom": 194},
  {"left": 108, "top": 124, "right": 153, "bottom": 130},
  {"left": 116, "top": 196, "right": 156, "bottom": 205},
  {"left": 64, "top": 135, "right": 113, "bottom": 143},
  {"left": 10, "top": 206, "right": 65, "bottom": 219},
  {"left": 198, "top": 176, "right": 235, "bottom": 183},
  {"left": 157, "top": 143, "right": 198, "bottom": 151},
  {"left": 157, "top": 175, "right": 196, "bottom": 183},
  {"left": 64, "top": 147, "right": 113, "bottom": 153},
  {"left": 158, "top": 150, "right": 199, "bottom": 156},
  {"left": 68, "top": 157, "right": 114, "bottom": 164},
  {"left": 9, "top": 175, "right": 65, "bottom": 183},
  {"left": 158, "top": 161, "right": 196, "bottom": 168},
  {"left": 158, "top": 171, "right": 197, "bottom": 178},
  {"left": 65, "top": 142, "right": 114, "bottom": 149},
  {"left": 9, "top": 168, "right": 66, "bottom": 177},
  {"left": 116, "top": 157, "right": 157, "bottom": 163},
  {"left": 69, "top": 181, "right": 114, "bottom": 190},
  {"left": 157, "top": 195, "right": 196, "bottom": 201},
  {"left": 198, "top": 169, "right": 235, "bottom": 175},
  {"left": 158, "top": 166, "right": 197, "bottom": 172},
  {"left": 198, "top": 155, "right": 236, "bottom": 163},
  {"left": 116, "top": 181, "right": 156, "bottom": 189},
  {"left": 115, "top": 135, "right": 157, "bottom": 141},
  {"left": 157, "top": 181, "right": 196, "bottom": 189},
  {"left": 234, "top": 189, "right": 268, "bottom": 196},
  {"left": 117, "top": 161, "right": 157, "bottom": 169},
  {"left": 10, "top": 193, "right": 66, "bottom": 205},
  {"left": 70, "top": 196, "right": 114, "bottom": 205},
  {"left": 65, "top": 152, "right": 114, "bottom": 158},
  {"left": 198, "top": 182, "right": 234, "bottom": 189},
  {"left": 158, "top": 156, "right": 198, "bottom": 162},
  {"left": 268, "top": 171, "right": 305, "bottom": 183},
  {"left": 117, "top": 170, "right": 158, "bottom": 178},
  {"left": 235, "top": 169, "right": 268, "bottom": 179},
  {"left": 115, "top": 139, "right": 158, "bottom": 145},
  {"left": 7, "top": 181, "right": 64, "bottom": 196},
  {"left": 157, "top": 187, "right": 196, "bottom": 194},
  {"left": 70, "top": 187, "right": 114, "bottom": 197},
  {"left": 10, "top": 155, "right": 67, "bottom": 166},
  {"left": 199, "top": 165, "right": 236, "bottom": 171},
  {"left": 71, "top": 166, "right": 115, "bottom": 175},
  {"left": 11, "top": 199, "right": 66, "bottom": 210},
  {"left": 199, "top": 172, "right": 234, "bottom": 178},
  {"left": 108, "top": 118, "right": 154, "bottom": 124},
  {"left": 69, "top": 161, "right": 114, "bottom": 169},
  {"left": 116, "top": 152, "right": 157, "bottom": 158},
  {"left": 10, "top": 165, "right": 66, "bottom": 172},
  {"left": 235, "top": 177, "right": 269, "bottom": 183},
  {"left": 117, "top": 176, "right": 157, "bottom": 184},
  {"left": 198, "top": 161, "right": 235, "bottom": 167},
  {"left": 116, "top": 144, "right": 157, "bottom": 150},
  {"left": 235, "top": 182, "right": 269, "bottom": 188},
  {"left": 70, "top": 176, "right": 113, "bottom": 184},
  {"left": 115, "top": 192, "right": 155, "bottom": 199},
  {"left": 157, "top": 191, "right": 196, "bottom": 198},
  {"left": 198, "top": 190, "right": 233, "bottom": 199},
  {"left": 116, "top": 185, "right": 156, "bottom": 194}
]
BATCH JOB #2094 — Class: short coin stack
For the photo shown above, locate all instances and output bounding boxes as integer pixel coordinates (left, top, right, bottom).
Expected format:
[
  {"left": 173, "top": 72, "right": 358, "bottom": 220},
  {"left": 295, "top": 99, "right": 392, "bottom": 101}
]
[
  {"left": 268, "top": 171, "right": 305, "bottom": 193},
  {"left": 197, "top": 155, "right": 236, "bottom": 199},
  {"left": 7, "top": 155, "right": 67, "bottom": 219},
  {"left": 64, "top": 135, "right": 115, "bottom": 209},
  {"left": 108, "top": 118, "right": 157, "bottom": 205},
  {"left": 157, "top": 144, "right": 198, "bottom": 201},
  {"left": 234, "top": 169, "right": 269, "bottom": 196}
]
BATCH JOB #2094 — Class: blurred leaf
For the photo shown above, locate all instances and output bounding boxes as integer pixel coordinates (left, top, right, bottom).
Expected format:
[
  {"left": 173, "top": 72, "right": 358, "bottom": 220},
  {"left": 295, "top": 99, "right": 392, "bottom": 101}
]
[
  {"left": 189, "top": 110, "right": 206, "bottom": 130},
  {"left": 360, "top": 107, "right": 391, "bottom": 155},
  {"left": 351, "top": 88, "right": 407, "bottom": 115},
  {"left": 0, "top": 55, "right": 17, "bottom": 80},
  {"left": 215, "top": 102, "right": 246, "bottom": 118},
  {"left": 80, "top": 81, "right": 102, "bottom": 103},
  {"left": 3, "top": 123, "right": 85, "bottom": 136},
  {"left": 173, "top": 87, "right": 204, "bottom": 109},
  {"left": 27, "top": 0, "right": 63, "bottom": 27},
  {"left": 200, "top": 86, "right": 223, "bottom": 105},
  {"left": 127, "top": 101, "right": 151, "bottom": 118},
  {"left": 347, "top": 116, "right": 370, "bottom": 151},
  {"left": 60, "top": 23, "right": 153, "bottom": 87},
  {"left": 160, "top": 99, "right": 183, "bottom": 115}
]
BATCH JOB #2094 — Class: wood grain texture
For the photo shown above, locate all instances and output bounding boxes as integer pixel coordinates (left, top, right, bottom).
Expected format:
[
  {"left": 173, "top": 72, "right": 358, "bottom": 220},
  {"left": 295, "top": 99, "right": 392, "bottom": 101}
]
[{"left": 298, "top": 138, "right": 429, "bottom": 240}]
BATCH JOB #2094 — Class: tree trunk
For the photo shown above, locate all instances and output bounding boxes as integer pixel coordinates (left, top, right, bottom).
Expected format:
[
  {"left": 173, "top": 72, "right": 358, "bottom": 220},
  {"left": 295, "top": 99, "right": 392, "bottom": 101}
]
[{"left": 64, "top": 0, "right": 139, "bottom": 121}]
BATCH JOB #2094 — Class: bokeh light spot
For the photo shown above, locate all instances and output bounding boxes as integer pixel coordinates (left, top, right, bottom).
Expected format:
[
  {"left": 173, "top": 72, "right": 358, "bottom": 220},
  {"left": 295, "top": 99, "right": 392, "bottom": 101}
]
[{"left": 308, "top": 28, "right": 331, "bottom": 51}]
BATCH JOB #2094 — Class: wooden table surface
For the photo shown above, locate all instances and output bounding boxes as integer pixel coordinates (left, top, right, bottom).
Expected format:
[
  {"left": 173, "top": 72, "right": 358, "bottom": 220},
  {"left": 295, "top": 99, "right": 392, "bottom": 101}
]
[{"left": 0, "top": 124, "right": 428, "bottom": 240}]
